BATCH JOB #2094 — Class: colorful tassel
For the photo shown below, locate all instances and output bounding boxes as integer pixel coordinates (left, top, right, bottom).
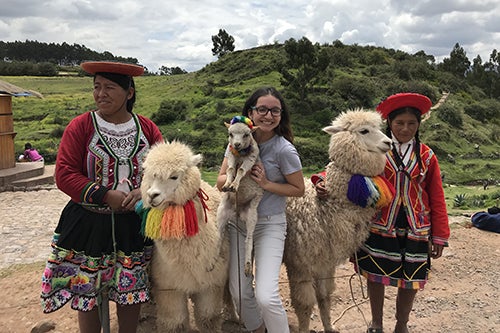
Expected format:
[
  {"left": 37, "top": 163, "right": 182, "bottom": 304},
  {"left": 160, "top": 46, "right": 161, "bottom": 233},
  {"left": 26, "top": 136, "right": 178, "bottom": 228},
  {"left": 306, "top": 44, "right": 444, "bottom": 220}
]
[
  {"left": 144, "top": 208, "right": 163, "bottom": 239},
  {"left": 139, "top": 189, "right": 210, "bottom": 240},
  {"left": 347, "top": 174, "right": 395, "bottom": 208},
  {"left": 230, "top": 115, "right": 254, "bottom": 129}
]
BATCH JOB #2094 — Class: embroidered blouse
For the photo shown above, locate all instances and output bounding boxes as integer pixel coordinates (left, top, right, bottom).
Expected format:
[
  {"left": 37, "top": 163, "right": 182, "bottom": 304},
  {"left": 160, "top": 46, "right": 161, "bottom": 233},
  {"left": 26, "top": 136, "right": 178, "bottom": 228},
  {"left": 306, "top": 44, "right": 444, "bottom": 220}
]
[{"left": 55, "top": 111, "right": 163, "bottom": 206}]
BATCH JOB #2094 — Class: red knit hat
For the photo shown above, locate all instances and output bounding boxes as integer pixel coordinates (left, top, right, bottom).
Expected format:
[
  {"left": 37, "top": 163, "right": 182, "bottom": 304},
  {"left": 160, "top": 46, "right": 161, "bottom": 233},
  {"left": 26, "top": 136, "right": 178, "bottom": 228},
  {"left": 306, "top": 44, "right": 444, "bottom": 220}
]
[
  {"left": 376, "top": 93, "right": 432, "bottom": 119},
  {"left": 81, "top": 61, "right": 144, "bottom": 76}
]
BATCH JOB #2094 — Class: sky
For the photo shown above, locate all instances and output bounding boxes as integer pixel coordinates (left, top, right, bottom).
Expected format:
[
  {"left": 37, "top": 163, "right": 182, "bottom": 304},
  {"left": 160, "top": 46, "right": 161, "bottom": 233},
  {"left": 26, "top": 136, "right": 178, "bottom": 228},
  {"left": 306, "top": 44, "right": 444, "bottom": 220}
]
[{"left": 1, "top": 0, "right": 499, "bottom": 73}]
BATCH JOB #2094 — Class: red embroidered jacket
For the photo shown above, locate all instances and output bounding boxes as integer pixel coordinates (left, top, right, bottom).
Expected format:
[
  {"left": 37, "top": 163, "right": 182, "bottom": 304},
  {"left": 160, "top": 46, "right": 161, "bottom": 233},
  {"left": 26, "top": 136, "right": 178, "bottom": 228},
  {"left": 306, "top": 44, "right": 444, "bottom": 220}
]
[
  {"left": 371, "top": 143, "right": 450, "bottom": 245},
  {"left": 55, "top": 111, "right": 163, "bottom": 205}
]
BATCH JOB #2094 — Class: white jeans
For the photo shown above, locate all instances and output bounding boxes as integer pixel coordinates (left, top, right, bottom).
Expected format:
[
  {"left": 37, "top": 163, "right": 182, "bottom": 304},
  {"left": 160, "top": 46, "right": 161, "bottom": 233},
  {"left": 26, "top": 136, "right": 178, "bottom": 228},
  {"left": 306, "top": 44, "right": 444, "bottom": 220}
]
[{"left": 228, "top": 213, "right": 289, "bottom": 333}]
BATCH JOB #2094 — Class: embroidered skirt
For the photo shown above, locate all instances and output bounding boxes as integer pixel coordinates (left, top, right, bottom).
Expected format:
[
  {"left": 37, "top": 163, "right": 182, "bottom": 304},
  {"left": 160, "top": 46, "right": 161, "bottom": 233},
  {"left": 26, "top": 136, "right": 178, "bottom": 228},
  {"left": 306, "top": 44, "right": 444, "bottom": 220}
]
[
  {"left": 354, "top": 209, "right": 430, "bottom": 290},
  {"left": 40, "top": 201, "right": 153, "bottom": 313}
]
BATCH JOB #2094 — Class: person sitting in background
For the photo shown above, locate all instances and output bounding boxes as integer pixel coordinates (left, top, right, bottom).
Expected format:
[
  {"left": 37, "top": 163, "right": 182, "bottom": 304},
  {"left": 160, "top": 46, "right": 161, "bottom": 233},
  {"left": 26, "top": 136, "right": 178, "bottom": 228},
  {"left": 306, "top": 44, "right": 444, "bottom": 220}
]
[
  {"left": 18, "top": 142, "right": 44, "bottom": 162},
  {"left": 471, "top": 206, "right": 500, "bottom": 233}
]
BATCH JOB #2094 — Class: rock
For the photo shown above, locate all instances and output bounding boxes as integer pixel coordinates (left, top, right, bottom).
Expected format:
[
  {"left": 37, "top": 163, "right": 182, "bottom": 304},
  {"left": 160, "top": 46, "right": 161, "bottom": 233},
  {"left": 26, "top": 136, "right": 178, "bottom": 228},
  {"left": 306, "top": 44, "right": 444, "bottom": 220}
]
[{"left": 31, "top": 321, "right": 56, "bottom": 333}]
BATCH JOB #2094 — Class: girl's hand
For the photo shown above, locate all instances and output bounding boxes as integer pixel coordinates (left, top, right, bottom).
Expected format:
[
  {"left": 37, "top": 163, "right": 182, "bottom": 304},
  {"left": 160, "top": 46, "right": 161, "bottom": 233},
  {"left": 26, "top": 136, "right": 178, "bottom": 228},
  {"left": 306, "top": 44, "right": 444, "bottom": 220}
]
[{"left": 251, "top": 163, "right": 268, "bottom": 187}]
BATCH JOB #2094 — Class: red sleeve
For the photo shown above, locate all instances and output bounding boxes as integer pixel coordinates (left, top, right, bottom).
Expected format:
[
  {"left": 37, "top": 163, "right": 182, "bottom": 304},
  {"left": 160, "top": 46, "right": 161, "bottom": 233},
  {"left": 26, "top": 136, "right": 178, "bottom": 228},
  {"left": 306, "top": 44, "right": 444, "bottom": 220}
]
[
  {"left": 310, "top": 170, "right": 326, "bottom": 185},
  {"left": 426, "top": 153, "right": 450, "bottom": 245},
  {"left": 138, "top": 114, "right": 163, "bottom": 145},
  {"left": 55, "top": 112, "right": 105, "bottom": 203}
]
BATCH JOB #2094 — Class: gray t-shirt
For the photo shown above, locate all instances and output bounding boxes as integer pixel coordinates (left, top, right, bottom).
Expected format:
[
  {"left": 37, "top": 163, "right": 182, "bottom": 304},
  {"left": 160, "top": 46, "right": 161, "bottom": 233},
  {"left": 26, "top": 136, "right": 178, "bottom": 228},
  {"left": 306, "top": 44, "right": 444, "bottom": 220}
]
[
  {"left": 224, "top": 134, "right": 302, "bottom": 217},
  {"left": 256, "top": 135, "right": 302, "bottom": 217}
]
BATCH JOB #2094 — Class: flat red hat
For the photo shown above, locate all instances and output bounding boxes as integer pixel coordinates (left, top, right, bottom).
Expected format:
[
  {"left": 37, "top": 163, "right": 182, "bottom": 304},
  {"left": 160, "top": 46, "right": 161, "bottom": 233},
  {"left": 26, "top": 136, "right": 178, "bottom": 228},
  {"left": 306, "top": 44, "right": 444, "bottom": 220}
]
[
  {"left": 376, "top": 93, "right": 432, "bottom": 119},
  {"left": 81, "top": 61, "right": 144, "bottom": 76}
]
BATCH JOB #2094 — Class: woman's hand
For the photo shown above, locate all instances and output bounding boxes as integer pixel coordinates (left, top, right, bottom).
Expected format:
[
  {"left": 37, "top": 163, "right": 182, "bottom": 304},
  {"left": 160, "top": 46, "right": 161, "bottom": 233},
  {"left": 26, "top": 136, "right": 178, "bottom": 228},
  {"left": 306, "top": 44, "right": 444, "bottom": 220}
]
[
  {"left": 315, "top": 180, "right": 329, "bottom": 199},
  {"left": 121, "top": 188, "right": 142, "bottom": 211},
  {"left": 250, "top": 163, "right": 268, "bottom": 187},
  {"left": 429, "top": 242, "right": 445, "bottom": 259}
]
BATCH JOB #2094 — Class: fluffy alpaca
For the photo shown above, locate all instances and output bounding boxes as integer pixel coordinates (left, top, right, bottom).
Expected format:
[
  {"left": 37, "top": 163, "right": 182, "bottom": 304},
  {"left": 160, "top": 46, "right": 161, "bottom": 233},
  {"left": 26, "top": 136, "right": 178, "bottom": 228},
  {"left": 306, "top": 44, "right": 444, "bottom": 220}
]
[
  {"left": 217, "top": 116, "right": 263, "bottom": 276},
  {"left": 284, "top": 109, "right": 393, "bottom": 333},
  {"left": 138, "top": 141, "right": 229, "bottom": 333}
]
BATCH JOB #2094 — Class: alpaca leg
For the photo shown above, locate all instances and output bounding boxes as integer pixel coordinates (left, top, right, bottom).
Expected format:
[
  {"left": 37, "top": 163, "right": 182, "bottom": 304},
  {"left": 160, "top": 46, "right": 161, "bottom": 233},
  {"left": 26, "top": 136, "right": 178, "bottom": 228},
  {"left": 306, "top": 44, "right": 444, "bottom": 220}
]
[
  {"left": 243, "top": 218, "right": 256, "bottom": 276},
  {"left": 315, "top": 274, "right": 338, "bottom": 333},
  {"left": 241, "top": 198, "right": 261, "bottom": 276},
  {"left": 191, "top": 287, "right": 224, "bottom": 333},
  {"left": 155, "top": 289, "right": 189, "bottom": 333},
  {"left": 222, "top": 167, "right": 235, "bottom": 191},
  {"left": 288, "top": 272, "right": 317, "bottom": 333}
]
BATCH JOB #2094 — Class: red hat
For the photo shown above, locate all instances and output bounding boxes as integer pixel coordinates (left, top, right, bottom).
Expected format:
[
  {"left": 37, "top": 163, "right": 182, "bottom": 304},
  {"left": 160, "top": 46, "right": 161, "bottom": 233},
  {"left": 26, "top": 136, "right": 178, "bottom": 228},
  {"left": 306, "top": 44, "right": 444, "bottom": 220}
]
[
  {"left": 376, "top": 93, "right": 432, "bottom": 119},
  {"left": 81, "top": 61, "right": 144, "bottom": 76}
]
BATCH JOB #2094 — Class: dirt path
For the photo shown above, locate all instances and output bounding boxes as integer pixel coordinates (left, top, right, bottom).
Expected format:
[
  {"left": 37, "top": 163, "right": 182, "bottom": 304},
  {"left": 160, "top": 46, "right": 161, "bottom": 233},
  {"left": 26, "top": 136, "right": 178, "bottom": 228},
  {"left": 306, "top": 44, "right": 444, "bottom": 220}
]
[{"left": 0, "top": 188, "right": 499, "bottom": 332}]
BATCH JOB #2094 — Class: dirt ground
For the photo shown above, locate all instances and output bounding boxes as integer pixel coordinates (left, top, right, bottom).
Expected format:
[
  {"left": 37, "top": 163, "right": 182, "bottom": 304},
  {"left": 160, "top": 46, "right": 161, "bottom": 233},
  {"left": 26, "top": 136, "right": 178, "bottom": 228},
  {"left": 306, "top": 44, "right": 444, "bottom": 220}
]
[{"left": 0, "top": 188, "right": 499, "bottom": 333}]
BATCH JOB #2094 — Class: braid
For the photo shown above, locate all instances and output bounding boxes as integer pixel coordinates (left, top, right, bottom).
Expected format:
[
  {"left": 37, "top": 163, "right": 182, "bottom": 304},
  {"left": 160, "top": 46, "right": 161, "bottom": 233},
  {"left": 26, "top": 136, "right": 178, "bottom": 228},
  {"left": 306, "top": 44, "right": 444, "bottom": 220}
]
[{"left": 414, "top": 131, "right": 423, "bottom": 175}]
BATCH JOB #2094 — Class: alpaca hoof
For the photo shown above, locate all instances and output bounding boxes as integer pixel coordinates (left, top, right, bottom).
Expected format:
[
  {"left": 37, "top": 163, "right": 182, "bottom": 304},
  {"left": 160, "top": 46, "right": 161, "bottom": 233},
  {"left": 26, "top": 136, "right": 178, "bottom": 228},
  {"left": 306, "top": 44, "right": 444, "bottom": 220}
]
[{"left": 244, "top": 262, "right": 252, "bottom": 276}]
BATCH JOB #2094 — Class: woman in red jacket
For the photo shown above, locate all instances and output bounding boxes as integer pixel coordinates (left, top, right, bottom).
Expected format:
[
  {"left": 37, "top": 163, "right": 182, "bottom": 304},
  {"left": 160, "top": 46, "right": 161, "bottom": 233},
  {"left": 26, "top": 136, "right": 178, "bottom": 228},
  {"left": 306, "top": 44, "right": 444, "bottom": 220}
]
[
  {"left": 358, "top": 93, "right": 450, "bottom": 333},
  {"left": 40, "top": 61, "right": 163, "bottom": 333}
]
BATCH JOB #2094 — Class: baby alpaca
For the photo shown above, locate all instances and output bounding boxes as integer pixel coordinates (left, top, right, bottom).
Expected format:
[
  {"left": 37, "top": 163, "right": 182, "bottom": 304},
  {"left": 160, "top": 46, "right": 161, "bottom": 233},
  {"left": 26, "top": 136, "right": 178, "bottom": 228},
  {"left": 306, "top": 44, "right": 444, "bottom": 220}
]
[{"left": 217, "top": 116, "right": 263, "bottom": 276}]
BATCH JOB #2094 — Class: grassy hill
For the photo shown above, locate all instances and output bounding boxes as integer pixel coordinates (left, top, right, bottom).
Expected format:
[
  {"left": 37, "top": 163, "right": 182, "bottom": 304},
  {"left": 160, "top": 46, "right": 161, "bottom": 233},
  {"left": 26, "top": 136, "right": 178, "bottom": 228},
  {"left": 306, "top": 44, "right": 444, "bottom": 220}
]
[{"left": 2, "top": 43, "right": 499, "bottom": 202}]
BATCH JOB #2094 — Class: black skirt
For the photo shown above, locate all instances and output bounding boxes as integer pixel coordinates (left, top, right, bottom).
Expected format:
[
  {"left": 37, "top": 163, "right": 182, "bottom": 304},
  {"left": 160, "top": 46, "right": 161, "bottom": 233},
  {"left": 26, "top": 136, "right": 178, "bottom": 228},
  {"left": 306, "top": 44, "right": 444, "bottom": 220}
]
[
  {"left": 355, "top": 207, "right": 430, "bottom": 290},
  {"left": 41, "top": 200, "right": 153, "bottom": 313}
]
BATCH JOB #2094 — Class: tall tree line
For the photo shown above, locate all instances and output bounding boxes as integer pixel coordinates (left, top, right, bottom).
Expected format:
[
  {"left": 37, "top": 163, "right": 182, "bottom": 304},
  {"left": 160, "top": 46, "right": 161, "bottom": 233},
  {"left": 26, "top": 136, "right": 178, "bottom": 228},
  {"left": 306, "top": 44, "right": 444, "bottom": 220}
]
[{"left": 0, "top": 40, "right": 138, "bottom": 66}]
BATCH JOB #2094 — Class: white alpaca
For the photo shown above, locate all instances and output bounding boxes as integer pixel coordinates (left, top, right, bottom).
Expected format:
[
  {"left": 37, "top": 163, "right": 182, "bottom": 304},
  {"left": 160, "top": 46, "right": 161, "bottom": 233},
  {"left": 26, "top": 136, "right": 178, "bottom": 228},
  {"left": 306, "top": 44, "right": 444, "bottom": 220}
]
[
  {"left": 284, "top": 109, "right": 394, "bottom": 333},
  {"left": 138, "top": 141, "right": 229, "bottom": 333},
  {"left": 217, "top": 117, "right": 264, "bottom": 276}
]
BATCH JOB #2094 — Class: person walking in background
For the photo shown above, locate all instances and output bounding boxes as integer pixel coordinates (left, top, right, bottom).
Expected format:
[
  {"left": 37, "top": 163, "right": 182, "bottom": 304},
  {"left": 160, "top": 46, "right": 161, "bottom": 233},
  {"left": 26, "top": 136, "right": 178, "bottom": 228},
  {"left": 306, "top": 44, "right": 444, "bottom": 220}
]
[
  {"left": 217, "top": 87, "right": 305, "bottom": 333},
  {"left": 40, "top": 61, "right": 163, "bottom": 333},
  {"left": 18, "top": 142, "right": 44, "bottom": 162}
]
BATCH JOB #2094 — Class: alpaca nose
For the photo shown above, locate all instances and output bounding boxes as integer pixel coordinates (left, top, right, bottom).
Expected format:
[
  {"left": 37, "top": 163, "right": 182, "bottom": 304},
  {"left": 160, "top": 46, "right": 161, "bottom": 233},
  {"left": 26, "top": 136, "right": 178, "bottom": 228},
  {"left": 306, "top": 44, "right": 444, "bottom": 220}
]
[{"left": 147, "top": 190, "right": 160, "bottom": 202}]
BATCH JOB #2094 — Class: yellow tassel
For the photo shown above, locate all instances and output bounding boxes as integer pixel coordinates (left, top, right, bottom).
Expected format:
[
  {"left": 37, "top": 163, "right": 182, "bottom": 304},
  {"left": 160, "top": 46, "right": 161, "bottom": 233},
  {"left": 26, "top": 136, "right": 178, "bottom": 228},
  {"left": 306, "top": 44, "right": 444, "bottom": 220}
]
[{"left": 145, "top": 208, "right": 163, "bottom": 239}]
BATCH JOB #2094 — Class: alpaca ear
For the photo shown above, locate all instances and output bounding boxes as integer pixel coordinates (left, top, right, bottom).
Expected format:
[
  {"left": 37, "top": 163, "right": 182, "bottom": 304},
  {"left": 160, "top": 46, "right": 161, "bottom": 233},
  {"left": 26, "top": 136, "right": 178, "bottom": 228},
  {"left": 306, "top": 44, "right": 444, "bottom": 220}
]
[
  {"left": 322, "top": 124, "right": 343, "bottom": 135},
  {"left": 251, "top": 126, "right": 259, "bottom": 133},
  {"left": 225, "top": 122, "right": 231, "bottom": 128},
  {"left": 190, "top": 153, "right": 203, "bottom": 167}
]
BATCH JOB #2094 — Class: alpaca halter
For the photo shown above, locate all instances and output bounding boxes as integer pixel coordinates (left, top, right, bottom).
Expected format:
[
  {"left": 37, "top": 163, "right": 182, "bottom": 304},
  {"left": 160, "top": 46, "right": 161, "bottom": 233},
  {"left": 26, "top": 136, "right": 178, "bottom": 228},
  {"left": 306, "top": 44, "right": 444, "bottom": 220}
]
[
  {"left": 229, "top": 144, "right": 254, "bottom": 157},
  {"left": 347, "top": 175, "right": 395, "bottom": 208},
  {"left": 135, "top": 189, "right": 209, "bottom": 240}
]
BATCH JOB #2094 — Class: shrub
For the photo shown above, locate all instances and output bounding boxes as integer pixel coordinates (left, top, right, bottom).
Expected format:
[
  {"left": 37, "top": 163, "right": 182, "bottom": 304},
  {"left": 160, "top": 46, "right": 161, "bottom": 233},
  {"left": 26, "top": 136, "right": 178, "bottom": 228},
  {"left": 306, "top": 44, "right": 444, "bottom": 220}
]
[
  {"left": 151, "top": 100, "right": 188, "bottom": 125},
  {"left": 436, "top": 103, "right": 463, "bottom": 128}
]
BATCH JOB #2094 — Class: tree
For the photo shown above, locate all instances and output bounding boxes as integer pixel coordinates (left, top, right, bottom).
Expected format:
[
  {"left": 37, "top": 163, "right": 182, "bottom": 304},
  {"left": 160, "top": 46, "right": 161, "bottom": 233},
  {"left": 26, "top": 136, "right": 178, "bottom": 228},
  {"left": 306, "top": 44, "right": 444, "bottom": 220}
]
[
  {"left": 159, "top": 66, "right": 187, "bottom": 75},
  {"left": 211, "top": 29, "right": 235, "bottom": 58},
  {"left": 439, "top": 43, "right": 471, "bottom": 78},
  {"left": 280, "top": 37, "right": 329, "bottom": 100}
]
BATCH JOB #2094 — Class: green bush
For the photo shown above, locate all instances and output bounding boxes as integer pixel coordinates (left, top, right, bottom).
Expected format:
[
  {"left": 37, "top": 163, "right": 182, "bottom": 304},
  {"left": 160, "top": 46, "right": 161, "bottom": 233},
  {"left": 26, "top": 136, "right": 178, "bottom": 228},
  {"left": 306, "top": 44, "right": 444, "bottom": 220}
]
[
  {"left": 151, "top": 100, "right": 188, "bottom": 125},
  {"left": 436, "top": 103, "right": 463, "bottom": 128}
]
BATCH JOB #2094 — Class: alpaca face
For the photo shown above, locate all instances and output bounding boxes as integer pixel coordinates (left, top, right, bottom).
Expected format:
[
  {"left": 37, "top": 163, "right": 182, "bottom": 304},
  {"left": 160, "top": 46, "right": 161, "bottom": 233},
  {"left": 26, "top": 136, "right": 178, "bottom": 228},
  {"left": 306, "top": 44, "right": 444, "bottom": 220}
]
[
  {"left": 142, "top": 170, "right": 183, "bottom": 208},
  {"left": 141, "top": 141, "right": 202, "bottom": 209},
  {"left": 323, "top": 109, "right": 392, "bottom": 176},
  {"left": 226, "top": 122, "right": 255, "bottom": 152}
]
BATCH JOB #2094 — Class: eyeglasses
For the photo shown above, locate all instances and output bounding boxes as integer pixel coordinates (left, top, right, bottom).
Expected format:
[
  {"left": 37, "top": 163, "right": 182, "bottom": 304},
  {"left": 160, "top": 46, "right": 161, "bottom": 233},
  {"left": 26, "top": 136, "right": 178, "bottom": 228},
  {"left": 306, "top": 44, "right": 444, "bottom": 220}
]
[{"left": 252, "top": 106, "right": 282, "bottom": 116}]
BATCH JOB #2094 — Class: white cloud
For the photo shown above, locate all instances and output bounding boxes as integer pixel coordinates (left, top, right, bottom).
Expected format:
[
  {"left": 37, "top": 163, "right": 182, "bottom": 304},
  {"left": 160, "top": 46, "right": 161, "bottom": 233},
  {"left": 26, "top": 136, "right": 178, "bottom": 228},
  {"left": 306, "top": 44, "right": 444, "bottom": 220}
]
[{"left": 0, "top": 0, "right": 498, "bottom": 72}]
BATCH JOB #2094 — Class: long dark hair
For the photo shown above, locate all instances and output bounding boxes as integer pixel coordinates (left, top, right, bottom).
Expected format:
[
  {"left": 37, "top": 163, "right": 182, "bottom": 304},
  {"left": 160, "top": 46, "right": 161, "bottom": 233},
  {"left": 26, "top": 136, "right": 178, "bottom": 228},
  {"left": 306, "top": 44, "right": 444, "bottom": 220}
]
[
  {"left": 386, "top": 106, "right": 424, "bottom": 174},
  {"left": 94, "top": 72, "right": 136, "bottom": 113},
  {"left": 242, "top": 87, "right": 294, "bottom": 143}
]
